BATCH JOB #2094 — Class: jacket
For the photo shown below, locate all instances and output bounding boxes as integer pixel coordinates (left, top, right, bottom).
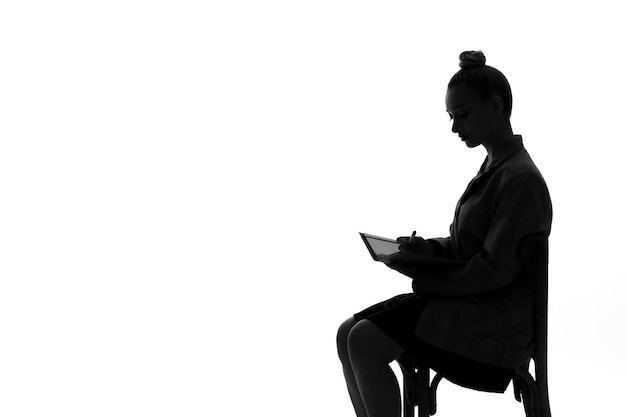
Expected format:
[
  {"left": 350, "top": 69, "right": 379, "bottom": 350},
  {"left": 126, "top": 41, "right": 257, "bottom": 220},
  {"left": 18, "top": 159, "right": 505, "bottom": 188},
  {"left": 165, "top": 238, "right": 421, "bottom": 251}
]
[{"left": 390, "top": 135, "right": 552, "bottom": 369}]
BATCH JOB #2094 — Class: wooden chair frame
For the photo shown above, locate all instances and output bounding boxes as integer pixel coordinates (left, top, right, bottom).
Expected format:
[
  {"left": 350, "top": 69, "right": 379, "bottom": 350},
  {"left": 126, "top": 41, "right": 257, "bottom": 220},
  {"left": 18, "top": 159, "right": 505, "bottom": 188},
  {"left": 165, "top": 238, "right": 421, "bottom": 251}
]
[{"left": 396, "top": 235, "right": 551, "bottom": 417}]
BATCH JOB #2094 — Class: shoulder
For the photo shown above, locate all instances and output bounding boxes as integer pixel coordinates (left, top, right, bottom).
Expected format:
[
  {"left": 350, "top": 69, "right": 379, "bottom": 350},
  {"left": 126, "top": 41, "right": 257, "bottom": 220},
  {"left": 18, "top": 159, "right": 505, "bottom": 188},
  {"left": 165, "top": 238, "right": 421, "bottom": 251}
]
[
  {"left": 498, "top": 148, "right": 548, "bottom": 188},
  {"left": 489, "top": 149, "right": 552, "bottom": 215}
]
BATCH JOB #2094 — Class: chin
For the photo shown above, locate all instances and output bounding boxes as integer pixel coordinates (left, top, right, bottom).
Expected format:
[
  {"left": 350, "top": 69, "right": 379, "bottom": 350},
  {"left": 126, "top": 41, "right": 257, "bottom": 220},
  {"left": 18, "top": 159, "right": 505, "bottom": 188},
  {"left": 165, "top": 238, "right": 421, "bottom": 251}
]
[{"left": 464, "top": 141, "right": 481, "bottom": 148}]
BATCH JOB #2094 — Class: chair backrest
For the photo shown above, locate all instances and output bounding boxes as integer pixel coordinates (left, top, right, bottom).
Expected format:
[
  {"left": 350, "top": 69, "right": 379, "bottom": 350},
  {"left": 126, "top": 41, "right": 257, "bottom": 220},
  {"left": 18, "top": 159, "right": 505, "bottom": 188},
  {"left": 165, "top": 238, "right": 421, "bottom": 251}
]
[{"left": 520, "top": 235, "right": 551, "bottom": 417}]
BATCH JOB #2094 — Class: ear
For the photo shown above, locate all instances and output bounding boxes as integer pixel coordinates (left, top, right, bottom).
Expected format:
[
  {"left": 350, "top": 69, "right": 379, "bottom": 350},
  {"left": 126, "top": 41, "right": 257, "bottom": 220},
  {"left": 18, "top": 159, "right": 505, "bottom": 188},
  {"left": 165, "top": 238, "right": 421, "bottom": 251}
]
[{"left": 490, "top": 95, "right": 504, "bottom": 116}]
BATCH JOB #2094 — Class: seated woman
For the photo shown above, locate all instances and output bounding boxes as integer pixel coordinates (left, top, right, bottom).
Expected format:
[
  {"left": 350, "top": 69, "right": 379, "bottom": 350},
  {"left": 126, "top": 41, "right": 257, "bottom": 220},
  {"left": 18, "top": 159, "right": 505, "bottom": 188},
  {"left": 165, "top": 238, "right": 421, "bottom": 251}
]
[{"left": 336, "top": 50, "right": 552, "bottom": 417}]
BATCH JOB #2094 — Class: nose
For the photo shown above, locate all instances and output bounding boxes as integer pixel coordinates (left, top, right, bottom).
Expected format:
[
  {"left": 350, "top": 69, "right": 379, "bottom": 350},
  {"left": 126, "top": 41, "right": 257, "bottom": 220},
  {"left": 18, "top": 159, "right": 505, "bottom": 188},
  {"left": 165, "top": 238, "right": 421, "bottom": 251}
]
[{"left": 451, "top": 118, "right": 462, "bottom": 134}]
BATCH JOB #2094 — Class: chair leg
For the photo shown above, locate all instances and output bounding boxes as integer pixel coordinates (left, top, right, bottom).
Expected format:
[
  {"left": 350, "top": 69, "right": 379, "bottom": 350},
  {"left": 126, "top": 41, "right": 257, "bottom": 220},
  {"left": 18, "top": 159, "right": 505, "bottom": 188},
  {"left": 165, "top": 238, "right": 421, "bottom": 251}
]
[
  {"left": 537, "top": 381, "right": 551, "bottom": 417},
  {"left": 398, "top": 357, "right": 417, "bottom": 417},
  {"left": 513, "top": 376, "right": 522, "bottom": 403},
  {"left": 535, "top": 360, "right": 552, "bottom": 417},
  {"left": 397, "top": 357, "right": 441, "bottom": 417},
  {"left": 417, "top": 367, "right": 431, "bottom": 417},
  {"left": 516, "top": 367, "right": 541, "bottom": 417},
  {"left": 513, "top": 361, "right": 530, "bottom": 403},
  {"left": 429, "top": 373, "right": 443, "bottom": 415}
]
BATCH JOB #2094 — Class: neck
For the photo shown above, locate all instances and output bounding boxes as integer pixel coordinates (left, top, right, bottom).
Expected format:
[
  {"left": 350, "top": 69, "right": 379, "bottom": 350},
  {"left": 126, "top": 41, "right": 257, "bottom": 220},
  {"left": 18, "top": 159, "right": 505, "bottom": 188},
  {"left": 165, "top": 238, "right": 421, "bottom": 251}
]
[{"left": 484, "top": 123, "right": 515, "bottom": 165}]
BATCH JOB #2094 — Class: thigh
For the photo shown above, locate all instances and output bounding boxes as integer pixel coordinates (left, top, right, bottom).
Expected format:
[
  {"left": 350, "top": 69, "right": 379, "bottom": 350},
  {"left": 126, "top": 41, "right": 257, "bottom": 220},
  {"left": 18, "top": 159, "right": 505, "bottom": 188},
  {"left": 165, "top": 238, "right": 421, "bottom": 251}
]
[{"left": 353, "top": 294, "right": 427, "bottom": 356}]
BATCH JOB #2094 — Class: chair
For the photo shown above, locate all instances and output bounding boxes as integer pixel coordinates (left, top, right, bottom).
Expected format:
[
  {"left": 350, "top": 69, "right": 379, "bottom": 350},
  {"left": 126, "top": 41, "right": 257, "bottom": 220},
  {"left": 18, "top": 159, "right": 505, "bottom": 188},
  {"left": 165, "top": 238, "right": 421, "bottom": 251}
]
[{"left": 396, "top": 235, "right": 551, "bottom": 417}]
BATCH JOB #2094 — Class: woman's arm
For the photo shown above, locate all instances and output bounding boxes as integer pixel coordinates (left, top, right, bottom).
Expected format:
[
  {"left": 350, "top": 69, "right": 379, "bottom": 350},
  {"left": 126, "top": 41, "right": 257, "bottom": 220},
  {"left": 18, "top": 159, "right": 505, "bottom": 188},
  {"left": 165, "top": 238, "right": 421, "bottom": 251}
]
[{"left": 425, "top": 237, "right": 451, "bottom": 257}]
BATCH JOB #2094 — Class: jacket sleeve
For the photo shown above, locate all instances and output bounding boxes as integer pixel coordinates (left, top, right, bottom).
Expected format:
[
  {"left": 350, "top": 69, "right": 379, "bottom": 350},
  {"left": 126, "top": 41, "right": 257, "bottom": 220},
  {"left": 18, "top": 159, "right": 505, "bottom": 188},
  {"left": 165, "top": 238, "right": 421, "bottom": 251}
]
[
  {"left": 426, "top": 237, "right": 451, "bottom": 258},
  {"left": 391, "top": 173, "right": 551, "bottom": 296}
]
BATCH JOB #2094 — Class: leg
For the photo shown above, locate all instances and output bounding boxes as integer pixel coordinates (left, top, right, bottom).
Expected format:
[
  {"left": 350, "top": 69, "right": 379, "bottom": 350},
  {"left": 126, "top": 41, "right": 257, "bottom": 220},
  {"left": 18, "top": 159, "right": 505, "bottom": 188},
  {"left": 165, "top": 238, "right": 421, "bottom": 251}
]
[
  {"left": 347, "top": 319, "right": 405, "bottom": 417},
  {"left": 337, "top": 317, "right": 368, "bottom": 417}
]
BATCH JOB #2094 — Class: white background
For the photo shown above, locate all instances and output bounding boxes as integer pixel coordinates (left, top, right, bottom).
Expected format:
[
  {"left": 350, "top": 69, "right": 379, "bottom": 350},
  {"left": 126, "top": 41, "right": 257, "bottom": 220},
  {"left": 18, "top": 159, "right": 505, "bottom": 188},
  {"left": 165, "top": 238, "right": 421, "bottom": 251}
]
[{"left": 1, "top": 1, "right": 625, "bottom": 416}]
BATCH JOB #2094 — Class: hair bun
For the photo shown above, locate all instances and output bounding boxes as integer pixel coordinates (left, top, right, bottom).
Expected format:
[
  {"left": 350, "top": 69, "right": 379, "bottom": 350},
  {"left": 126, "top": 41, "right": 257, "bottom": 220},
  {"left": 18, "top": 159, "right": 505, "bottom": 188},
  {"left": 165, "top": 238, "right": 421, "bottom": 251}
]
[{"left": 459, "top": 50, "right": 486, "bottom": 69}]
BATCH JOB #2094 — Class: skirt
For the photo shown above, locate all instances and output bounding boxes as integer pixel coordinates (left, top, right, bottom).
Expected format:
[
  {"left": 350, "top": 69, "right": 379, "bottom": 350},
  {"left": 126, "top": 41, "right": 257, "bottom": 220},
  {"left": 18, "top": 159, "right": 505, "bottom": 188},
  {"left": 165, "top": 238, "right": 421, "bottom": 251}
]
[{"left": 353, "top": 293, "right": 515, "bottom": 393}]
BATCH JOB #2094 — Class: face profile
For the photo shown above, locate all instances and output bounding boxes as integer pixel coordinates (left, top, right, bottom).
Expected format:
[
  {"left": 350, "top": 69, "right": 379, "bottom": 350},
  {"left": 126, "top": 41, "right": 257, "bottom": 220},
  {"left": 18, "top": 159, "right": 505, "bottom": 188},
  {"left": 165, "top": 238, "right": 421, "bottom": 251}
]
[{"left": 445, "top": 85, "right": 503, "bottom": 149}]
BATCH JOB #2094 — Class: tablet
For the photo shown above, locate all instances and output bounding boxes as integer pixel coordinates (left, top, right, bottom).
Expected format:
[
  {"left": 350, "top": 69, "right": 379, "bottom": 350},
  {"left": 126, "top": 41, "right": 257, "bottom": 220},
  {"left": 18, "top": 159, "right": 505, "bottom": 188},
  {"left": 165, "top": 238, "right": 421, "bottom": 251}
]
[{"left": 360, "top": 233, "right": 401, "bottom": 261}]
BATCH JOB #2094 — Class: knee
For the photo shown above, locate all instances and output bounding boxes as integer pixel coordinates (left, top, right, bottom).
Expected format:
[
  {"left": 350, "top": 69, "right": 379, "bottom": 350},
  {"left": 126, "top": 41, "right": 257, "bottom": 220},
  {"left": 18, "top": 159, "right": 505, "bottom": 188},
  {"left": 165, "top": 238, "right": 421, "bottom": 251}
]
[
  {"left": 347, "top": 319, "right": 401, "bottom": 364},
  {"left": 346, "top": 319, "right": 375, "bottom": 361},
  {"left": 337, "top": 316, "right": 357, "bottom": 362}
]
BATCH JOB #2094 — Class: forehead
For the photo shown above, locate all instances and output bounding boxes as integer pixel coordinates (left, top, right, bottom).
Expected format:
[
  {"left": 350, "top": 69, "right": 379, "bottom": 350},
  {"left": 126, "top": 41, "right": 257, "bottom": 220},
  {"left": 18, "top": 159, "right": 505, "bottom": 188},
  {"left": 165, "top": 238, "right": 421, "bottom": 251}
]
[{"left": 445, "top": 85, "right": 481, "bottom": 111}]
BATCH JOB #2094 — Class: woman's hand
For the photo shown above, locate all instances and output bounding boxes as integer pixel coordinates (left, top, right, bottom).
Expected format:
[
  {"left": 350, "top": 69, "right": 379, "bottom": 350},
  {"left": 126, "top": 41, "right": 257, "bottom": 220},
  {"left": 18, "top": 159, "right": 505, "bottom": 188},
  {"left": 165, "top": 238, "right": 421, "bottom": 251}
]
[{"left": 396, "top": 235, "right": 436, "bottom": 257}]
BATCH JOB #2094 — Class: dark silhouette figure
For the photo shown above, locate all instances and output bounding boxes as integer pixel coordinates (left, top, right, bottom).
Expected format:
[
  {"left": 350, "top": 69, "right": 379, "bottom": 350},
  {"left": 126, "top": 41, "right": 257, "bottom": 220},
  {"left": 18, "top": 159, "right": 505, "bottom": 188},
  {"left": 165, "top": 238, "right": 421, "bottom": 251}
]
[{"left": 337, "top": 51, "right": 552, "bottom": 417}]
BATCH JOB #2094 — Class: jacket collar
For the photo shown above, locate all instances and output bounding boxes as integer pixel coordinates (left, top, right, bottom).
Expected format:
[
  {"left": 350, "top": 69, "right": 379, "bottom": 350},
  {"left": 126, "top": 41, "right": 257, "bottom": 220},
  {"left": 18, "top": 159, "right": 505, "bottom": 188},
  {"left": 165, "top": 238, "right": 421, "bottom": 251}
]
[{"left": 478, "top": 135, "right": 525, "bottom": 175}]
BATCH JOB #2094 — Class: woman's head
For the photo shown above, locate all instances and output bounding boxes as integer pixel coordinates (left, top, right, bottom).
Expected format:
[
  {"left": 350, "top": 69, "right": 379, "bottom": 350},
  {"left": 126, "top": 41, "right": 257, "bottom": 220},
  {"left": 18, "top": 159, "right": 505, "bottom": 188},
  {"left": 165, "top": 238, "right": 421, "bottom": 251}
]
[
  {"left": 447, "top": 51, "right": 513, "bottom": 118},
  {"left": 445, "top": 51, "right": 514, "bottom": 148}
]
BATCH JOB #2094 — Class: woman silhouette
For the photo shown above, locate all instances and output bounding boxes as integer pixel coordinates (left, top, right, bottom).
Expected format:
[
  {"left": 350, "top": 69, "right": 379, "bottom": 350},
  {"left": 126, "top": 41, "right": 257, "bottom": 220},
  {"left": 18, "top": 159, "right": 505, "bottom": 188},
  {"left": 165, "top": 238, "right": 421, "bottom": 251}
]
[{"left": 336, "top": 51, "right": 552, "bottom": 417}]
